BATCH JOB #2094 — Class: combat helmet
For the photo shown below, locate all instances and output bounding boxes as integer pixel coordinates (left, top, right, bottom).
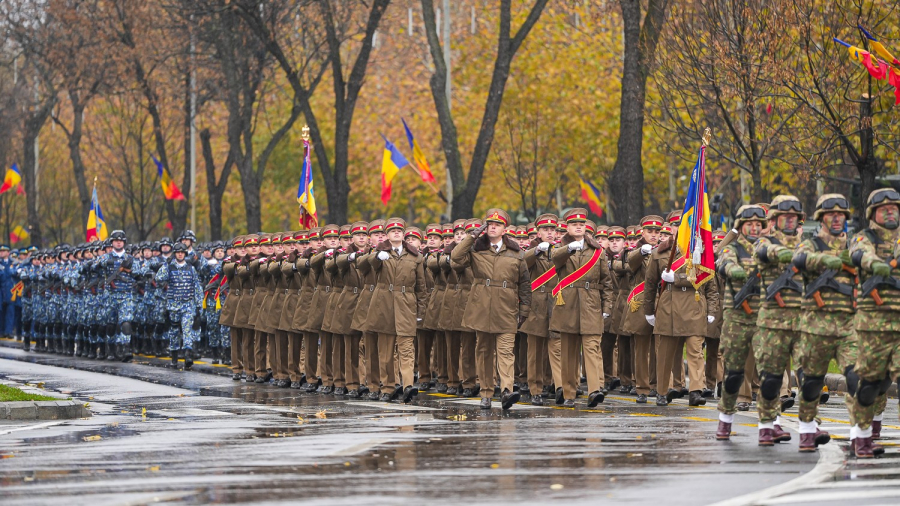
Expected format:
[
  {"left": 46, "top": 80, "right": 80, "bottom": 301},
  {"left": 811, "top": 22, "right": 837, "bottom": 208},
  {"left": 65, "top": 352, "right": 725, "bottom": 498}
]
[
  {"left": 813, "top": 193, "right": 851, "bottom": 221},
  {"left": 734, "top": 204, "right": 767, "bottom": 230},
  {"left": 865, "top": 188, "right": 900, "bottom": 220},
  {"left": 768, "top": 195, "right": 805, "bottom": 221}
]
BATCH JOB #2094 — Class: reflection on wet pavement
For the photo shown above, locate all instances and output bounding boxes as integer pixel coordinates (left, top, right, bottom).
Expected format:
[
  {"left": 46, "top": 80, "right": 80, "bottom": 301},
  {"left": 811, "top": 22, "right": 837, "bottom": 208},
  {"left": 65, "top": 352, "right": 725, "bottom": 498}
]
[{"left": 0, "top": 347, "right": 892, "bottom": 505}]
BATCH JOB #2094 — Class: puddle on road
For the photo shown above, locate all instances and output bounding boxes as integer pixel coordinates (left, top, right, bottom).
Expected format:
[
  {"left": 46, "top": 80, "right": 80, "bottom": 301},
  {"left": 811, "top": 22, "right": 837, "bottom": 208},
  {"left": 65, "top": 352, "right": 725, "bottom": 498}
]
[{"left": 20, "top": 424, "right": 139, "bottom": 445}]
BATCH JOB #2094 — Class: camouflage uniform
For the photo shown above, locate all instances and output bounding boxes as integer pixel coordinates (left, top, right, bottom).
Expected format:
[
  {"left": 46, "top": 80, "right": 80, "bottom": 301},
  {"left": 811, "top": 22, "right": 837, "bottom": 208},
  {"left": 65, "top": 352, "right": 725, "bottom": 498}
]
[
  {"left": 155, "top": 258, "right": 203, "bottom": 353},
  {"left": 716, "top": 233, "right": 761, "bottom": 416},
  {"left": 793, "top": 224, "right": 857, "bottom": 428},
  {"left": 754, "top": 210, "right": 805, "bottom": 426},
  {"left": 97, "top": 249, "right": 138, "bottom": 347},
  {"left": 849, "top": 222, "right": 900, "bottom": 430}
]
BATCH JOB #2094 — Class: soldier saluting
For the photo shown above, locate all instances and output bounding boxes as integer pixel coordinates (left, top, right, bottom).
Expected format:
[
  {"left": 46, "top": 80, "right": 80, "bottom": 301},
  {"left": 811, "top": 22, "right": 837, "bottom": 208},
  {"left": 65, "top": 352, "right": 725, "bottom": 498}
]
[
  {"left": 550, "top": 208, "right": 615, "bottom": 408},
  {"left": 451, "top": 209, "right": 531, "bottom": 410}
]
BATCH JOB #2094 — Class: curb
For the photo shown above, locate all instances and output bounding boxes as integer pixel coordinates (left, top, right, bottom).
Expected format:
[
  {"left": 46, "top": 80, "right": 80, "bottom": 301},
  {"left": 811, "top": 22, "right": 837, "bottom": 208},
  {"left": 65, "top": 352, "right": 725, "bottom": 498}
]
[
  {"left": 1, "top": 400, "right": 91, "bottom": 420},
  {"left": 0, "top": 338, "right": 232, "bottom": 378}
]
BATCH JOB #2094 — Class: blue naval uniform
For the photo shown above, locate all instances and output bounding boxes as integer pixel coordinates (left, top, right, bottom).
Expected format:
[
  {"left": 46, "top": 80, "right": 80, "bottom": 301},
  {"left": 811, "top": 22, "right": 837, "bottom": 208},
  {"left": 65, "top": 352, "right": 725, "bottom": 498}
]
[
  {"left": 0, "top": 256, "right": 17, "bottom": 335},
  {"left": 156, "top": 259, "right": 202, "bottom": 352},
  {"left": 98, "top": 250, "right": 139, "bottom": 345}
]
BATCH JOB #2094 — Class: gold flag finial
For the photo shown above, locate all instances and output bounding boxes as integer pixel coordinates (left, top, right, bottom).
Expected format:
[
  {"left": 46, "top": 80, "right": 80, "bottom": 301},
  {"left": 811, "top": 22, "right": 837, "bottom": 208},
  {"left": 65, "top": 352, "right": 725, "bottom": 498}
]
[
  {"left": 701, "top": 128, "right": 712, "bottom": 146},
  {"left": 301, "top": 125, "right": 310, "bottom": 141}
]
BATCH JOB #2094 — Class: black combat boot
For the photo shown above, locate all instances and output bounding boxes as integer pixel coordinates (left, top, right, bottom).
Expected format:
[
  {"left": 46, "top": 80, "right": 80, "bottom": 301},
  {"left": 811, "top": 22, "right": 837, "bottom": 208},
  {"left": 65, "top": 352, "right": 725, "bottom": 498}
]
[
  {"left": 119, "top": 343, "right": 133, "bottom": 363},
  {"left": 169, "top": 349, "right": 179, "bottom": 368},
  {"left": 183, "top": 349, "right": 194, "bottom": 370},
  {"left": 97, "top": 341, "right": 108, "bottom": 360}
]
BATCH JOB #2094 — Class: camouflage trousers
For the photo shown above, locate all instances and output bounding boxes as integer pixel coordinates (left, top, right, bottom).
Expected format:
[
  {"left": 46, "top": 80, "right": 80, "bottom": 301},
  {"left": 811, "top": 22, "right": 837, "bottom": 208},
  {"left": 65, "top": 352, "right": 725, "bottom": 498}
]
[
  {"left": 798, "top": 331, "right": 857, "bottom": 424},
  {"left": 717, "top": 315, "right": 756, "bottom": 416},
  {"left": 167, "top": 304, "right": 199, "bottom": 352},
  {"left": 754, "top": 327, "right": 802, "bottom": 424},
  {"left": 206, "top": 309, "right": 229, "bottom": 348},
  {"left": 108, "top": 294, "right": 135, "bottom": 345},
  {"left": 852, "top": 330, "right": 900, "bottom": 430}
]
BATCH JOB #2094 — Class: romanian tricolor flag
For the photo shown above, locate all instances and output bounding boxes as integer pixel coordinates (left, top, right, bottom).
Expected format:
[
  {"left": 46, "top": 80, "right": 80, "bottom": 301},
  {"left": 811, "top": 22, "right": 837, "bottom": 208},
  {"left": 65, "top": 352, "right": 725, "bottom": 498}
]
[
  {"left": 579, "top": 176, "right": 604, "bottom": 218},
  {"left": 401, "top": 119, "right": 436, "bottom": 183},
  {"left": 9, "top": 225, "right": 28, "bottom": 244},
  {"left": 153, "top": 155, "right": 185, "bottom": 201},
  {"left": 381, "top": 134, "right": 410, "bottom": 205},
  {"left": 675, "top": 145, "right": 715, "bottom": 288},
  {"left": 0, "top": 164, "right": 22, "bottom": 194},
  {"left": 86, "top": 186, "right": 108, "bottom": 242},
  {"left": 834, "top": 26, "right": 900, "bottom": 104},
  {"left": 296, "top": 137, "right": 318, "bottom": 229}
]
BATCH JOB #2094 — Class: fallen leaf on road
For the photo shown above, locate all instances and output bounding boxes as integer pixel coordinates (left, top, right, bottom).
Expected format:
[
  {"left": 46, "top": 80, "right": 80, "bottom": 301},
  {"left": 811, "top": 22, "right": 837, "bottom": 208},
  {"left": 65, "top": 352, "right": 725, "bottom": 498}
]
[
  {"left": 550, "top": 484, "right": 563, "bottom": 490},
  {"left": 490, "top": 463, "right": 499, "bottom": 469},
  {"left": 314, "top": 410, "right": 327, "bottom": 419},
  {"left": 447, "top": 414, "right": 467, "bottom": 421},
  {"left": 82, "top": 435, "right": 102, "bottom": 442},
  {"left": 147, "top": 466, "right": 159, "bottom": 472}
]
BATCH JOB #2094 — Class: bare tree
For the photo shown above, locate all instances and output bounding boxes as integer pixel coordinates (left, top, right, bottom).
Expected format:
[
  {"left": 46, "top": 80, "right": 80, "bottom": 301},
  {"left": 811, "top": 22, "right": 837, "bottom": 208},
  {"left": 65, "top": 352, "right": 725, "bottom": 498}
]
[
  {"left": 494, "top": 108, "right": 560, "bottom": 221},
  {"left": 608, "top": 0, "right": 670, "bottom": 225},
  {"left": 234, "top": 0, "right": 388, "bottom": 225},
  {"left": 420, "top": 0, "right": 549, "bottom": 220},
  {"left": 655, "top": 0, "right": 797, "bottom": 203},
  {"left": 779, "top": 0, "right": 900, "bottom": 220}
]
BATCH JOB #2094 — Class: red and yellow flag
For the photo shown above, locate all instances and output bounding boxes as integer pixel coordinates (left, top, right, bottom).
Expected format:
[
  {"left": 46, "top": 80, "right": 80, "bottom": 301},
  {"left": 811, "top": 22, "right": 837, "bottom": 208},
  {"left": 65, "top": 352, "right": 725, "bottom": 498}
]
[
  {"left": 402, "top": 119, "right": 436, "bottom": 183},
  {"left": 0, "top": 164, "right": 22, "bottom": 194},
  {"left": 153, "top": 155, "right": 185, "bottom": 201}
]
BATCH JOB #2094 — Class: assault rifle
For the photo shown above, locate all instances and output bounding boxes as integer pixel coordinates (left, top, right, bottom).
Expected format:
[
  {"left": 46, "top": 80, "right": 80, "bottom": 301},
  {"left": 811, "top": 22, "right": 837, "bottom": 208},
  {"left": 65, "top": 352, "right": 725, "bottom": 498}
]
[
  {"left": 732, "top": 269, "right": 761, "bottom": 315},
  {"left": 765, "top": 265, "right": 802, "bottom": 307},
  {"left": 860, "top": 275, "right": 900, "bottom": 306},
  {"left": 803, "top": 265, "right": 857, "bottom": 308}
]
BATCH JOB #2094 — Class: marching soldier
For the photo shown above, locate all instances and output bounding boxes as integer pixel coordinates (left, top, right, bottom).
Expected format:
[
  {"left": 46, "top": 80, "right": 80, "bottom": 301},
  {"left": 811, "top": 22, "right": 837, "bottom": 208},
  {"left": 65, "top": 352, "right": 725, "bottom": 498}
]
[
  {"left": 621, "top": 217, "right": 664, "bottom": 403},
  {"left": 753, "top": 195, "right": 805, "bottom": 445},
  {"left": 421, "top": 224, "right": 446, "bottom": 390},
  {"left": 220, "top": 237, "right": 245, "bottom": 380},
  {"left": 155, "top": 243, "right": 203, "bottom": 370},
  {"left": 608, "top": 226, "right": 635, "bottom": 395},
  {"left": 550, "top": 209, "right": 615, "bottom": 408},
  {"left": 791, "top": 194, "right": 858, "bottom": 451},
  {"left": 522, "top": 213, "right": 559, "bottom": 405},
  {"left": 350, "top": 221, "right": 384, "bottom": 399},
  {"left": 336, "top": 222, "right": 371, "bottom": 397},
  {"left": 365, "top": 218, "right": 426, "bottom": 403},
  {"left": 451, "top": 209, "right": 531, "bottom": 410},
  {"left": 848, "top": 188, "right": 900, "bottom": 458},
  {"left": 715, "top": 205, "right": 768, "bottom": 439},
  {"left": 644, "top": 217, "right": 719, "bottom": 407}
]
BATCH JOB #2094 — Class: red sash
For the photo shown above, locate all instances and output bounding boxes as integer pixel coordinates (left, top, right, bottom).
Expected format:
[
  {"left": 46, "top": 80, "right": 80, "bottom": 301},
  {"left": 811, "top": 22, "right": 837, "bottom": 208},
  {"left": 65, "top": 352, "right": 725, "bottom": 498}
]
[
  {"left": 531, "top": 266, "right": 556, "bottom": 291},
  {"left": 552, "top": 247, "right": 602, "bottom": 305},
  {"left": 627, "top": 282, "right": 644, "bottom": 304}
]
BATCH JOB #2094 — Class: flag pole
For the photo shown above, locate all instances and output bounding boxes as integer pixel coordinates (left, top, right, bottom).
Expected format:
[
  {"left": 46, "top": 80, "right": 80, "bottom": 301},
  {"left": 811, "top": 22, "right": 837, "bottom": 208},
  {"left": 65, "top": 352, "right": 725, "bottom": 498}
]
[{"left": 655, "top": 128, "right": 711, "bottom": 314}]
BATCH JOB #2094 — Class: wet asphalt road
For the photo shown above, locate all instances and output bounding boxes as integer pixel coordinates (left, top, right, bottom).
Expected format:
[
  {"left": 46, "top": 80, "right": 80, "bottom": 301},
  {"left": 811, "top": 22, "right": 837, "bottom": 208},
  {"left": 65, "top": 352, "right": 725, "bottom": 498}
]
[{"left": 0, "top": 343, "right": 897, "bottom": 505}]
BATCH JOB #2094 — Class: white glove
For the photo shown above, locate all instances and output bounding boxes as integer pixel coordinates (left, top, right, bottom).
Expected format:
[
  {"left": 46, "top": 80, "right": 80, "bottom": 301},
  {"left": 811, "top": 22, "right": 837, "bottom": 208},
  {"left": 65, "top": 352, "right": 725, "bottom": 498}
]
[
  {"left": 661, "top": 269, "right": 675, "bottom": 283},
  {"left": 603, "top": 313, "right": 610, "bottom": 319},
  {"left": 417, "top": 318, "right": 423, "bottom": 322},
  {"left": 568, "top": 240, "right": 583, "bottom": 252},
  {"left": 377, "top": 251, "right": 390, "bottom": 261},
  {"left": 348, "top": 252, "right": 357, "bottom": 262},
  {"left": 325, "top": 249, "right": 335, "bottom": 257},
  {"left": 537, "top": 242, "right": 550, "bottom": 252},
  {"left": 640, "top": 244, "right": 652, "bottom": 256},
  {"left": 707, "top": 315, "right": 715, "bottom": 324},
  {"left": 645, "top": 315, "right": 656, "bottom": 326},
  {"left": 207, "top": 259, "right": 218, "bottom": 265}
]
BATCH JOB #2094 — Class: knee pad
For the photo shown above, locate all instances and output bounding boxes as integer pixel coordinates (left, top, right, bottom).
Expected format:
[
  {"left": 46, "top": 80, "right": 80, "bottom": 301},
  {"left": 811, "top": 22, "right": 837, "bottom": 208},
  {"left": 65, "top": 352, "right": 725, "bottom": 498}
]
[
  {"left": 759, "top": 371, "right": 783, "bottom": 401},
  {"left": 800, "top": 374, "right": 826, "bottom": 402},
  {"left": 120, "top": 321, "right": 133, "bottom": 337},
  {"left": 723, "top": 369, "right": 745, "bottom": 395},
  {"left": 878, "top": 377, "right": 893, "bottom": 395},
  {"left": 844, "top": 366, "right": 860, "bottom": 397},
  {"left": 857, "top": 379, "right": 881, "bottom": 407}
]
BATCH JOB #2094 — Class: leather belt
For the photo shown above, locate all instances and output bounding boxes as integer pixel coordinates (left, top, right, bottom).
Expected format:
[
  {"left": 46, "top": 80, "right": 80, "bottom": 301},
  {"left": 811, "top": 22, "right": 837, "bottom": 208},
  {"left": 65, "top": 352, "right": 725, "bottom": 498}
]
[
  {"left": 574, "top": 281, "right": 602, "bottom": 291},
  {"left": 666, "top": 285, "right": 689, "bottom": 292},
  {"left": 378, "top": 283, "right": 410, "bottom": 293},
  {"left": 476, "top": 278, "right": 509, "bottom": 289}
]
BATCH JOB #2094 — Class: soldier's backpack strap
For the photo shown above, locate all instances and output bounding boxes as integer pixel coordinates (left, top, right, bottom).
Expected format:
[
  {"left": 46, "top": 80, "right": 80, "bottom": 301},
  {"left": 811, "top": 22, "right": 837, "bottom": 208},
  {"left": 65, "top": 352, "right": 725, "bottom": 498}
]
[
  {"left": 864, "top": 229, "right": 883, "bottom": 246},
  {"left": 812, "top": 237, "right": 828, "bottom": 252},
  {"left": 733, "top": 241, "right": 751, "bottom": 260},
  {"left": 767, "top": 236, "right": 782, "bottom": 246}
]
